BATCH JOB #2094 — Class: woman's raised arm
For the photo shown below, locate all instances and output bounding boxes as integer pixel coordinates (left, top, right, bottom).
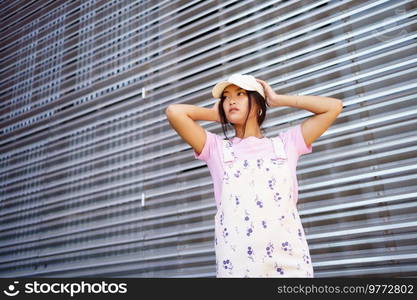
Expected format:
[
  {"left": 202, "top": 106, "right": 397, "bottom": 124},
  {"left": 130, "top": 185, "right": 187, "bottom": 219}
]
[{"left": 165, "top": 102, "right": 220, "bottom": 155}]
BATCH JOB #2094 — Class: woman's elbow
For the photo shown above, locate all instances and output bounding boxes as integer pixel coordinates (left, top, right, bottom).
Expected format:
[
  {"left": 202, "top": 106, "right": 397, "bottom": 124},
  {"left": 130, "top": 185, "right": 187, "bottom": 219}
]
[
  {"left": 332, "top": 99, "right": 344, "bottom": 112},
  {"left": 165, "top": 104, "right": 177, "bottom": 116}
]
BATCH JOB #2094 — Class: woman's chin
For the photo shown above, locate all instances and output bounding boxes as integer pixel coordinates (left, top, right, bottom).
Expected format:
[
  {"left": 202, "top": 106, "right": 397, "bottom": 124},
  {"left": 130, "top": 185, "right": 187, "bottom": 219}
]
[{"left": 227, "top": 116, "right": 243, "bottom": 124}]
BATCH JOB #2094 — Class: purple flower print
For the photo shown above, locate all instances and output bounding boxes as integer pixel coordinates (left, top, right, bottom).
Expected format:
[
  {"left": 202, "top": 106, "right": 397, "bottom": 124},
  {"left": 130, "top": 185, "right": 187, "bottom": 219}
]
[
  {"left": 235, "top": 195, "right": 240, "bottom": 206},
  {"left": 220, "top": 211, "right": 224, "bottom": 226},
  {"left": 225, "top": 141, "right": 235, "bottom": 157},
  {"left": 246, "top": 223, "right": 254, "bottom": 237},
  {"left": 256, "top": 158, "right": 264, "bottom": 169},
  {"left": 265, "top": 242, "right": 274, "bottom": 258},
  {"left": 297, "top": 228, "right": 303, "bottom": 239},
  {"left": 223, "top": 171, "right": 229, "bottom": 184},
  {"left": 268, "top": 177, "right": 276, "bottom": 190},
  {"left": 223, "top": 259, "right": 233, "bottom": 271},
  {"left": 278, "top": 215, "right": 285, "bottom": 222},
  {"left": 281, "top": 241, "right": 293, "bottom": 254},
  {"left": 234, "top": 170, "right": 241, "bottom": 178},
  {"left": 271, "top": 158, "right": 284, "bottom": 165},
  {"left": 243, "top": 160, "right": 249, "bottom": 168},
  {"left": 262, "top": 220, "right": 267, "bottom": 228},
  {"left": 254, "top": 194, "right": 263, "bottom": 208},
  {"left": 244, "top": 210, "right": 250, "bottom": 222},
  {"left": 223, "top": 227, "right": 229, "bottom": 238},
  {"left": 274, "top": 262, "right": 285, "bottom": 275},
  {"left": 225, "top": 142, "right": 236, "bottom": 156},
  {"left": 247, "top": 246, "right": 254, "bottom": 261},
  {"left": 303, "top": 254, "right": 311, "bottom": 264},
  {"left": 247, "top": 227, "right": 253, "bottom": 236},
  {"left": 274, "top": 192, "right": 282, "bottom": 202}
]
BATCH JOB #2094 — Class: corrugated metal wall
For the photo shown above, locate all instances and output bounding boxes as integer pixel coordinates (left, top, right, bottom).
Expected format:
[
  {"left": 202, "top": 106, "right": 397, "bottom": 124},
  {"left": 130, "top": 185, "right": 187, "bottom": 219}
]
[{"left": 0, "top": 0, "right": 416, "bottom": 278}]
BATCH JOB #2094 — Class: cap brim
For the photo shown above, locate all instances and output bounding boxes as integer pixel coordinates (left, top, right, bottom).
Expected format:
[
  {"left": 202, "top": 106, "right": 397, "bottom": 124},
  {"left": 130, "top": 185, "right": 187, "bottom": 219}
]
[
  {"left": 212, "top": 81, "right": 232, "bottom": 98},
  {"left": 211, "top": 76, "right": 266, "bottom": 99}
]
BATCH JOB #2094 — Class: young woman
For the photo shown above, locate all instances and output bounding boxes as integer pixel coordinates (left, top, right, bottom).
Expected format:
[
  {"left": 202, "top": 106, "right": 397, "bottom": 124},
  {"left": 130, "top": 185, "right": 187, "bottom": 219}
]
[{"left": 165, "top": 74, "right": 343, "bottom": 277}]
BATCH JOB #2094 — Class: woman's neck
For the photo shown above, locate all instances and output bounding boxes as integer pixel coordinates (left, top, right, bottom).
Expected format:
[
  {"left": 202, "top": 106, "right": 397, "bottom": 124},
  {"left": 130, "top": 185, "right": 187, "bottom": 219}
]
[{"left": 234, "top": 127, "right": 264, "bottom": 139}]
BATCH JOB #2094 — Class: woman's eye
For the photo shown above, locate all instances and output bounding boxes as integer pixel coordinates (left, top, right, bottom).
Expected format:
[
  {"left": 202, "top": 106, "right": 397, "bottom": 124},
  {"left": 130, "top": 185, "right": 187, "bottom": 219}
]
[{"left": 224, "top": 92, "right": 244, "bottom": 99}]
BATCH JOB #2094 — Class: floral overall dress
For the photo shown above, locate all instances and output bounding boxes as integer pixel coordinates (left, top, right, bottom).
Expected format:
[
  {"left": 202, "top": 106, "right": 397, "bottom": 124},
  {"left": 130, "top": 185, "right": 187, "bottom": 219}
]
[{"left": 214, "top": 136, "right": 314, "bottom": 277}]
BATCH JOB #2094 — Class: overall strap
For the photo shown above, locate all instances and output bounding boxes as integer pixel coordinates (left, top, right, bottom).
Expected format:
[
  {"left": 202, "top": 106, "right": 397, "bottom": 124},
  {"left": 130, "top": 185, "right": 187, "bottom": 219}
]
[
  {"left": 222, "top": 139, "right": 236, "bottom": 163},
  {"left": 271, "top": 136, "right": 287, "bottom": 159}
]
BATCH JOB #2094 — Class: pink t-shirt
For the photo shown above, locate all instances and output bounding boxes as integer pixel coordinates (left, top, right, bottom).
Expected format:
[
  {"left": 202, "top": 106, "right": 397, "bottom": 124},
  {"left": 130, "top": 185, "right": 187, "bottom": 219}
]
[{"left": 193, "top": 123, "right": 312, "bottom": 210}]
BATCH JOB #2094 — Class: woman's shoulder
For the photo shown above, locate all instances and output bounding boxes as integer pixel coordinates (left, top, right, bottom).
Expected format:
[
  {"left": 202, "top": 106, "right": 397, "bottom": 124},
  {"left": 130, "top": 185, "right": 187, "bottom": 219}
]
[
  {"left": 193, "top": 129, "right": 225, "bottom": 161},
  {"left": 278, "top": 123, "right": 313, "bottom": 157}
]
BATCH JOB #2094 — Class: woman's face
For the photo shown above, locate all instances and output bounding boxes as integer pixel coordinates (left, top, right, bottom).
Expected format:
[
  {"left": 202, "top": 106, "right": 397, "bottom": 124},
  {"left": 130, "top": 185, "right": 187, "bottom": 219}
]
[{"left": 222, "top": 84, "right": 258, "bottom": 125}]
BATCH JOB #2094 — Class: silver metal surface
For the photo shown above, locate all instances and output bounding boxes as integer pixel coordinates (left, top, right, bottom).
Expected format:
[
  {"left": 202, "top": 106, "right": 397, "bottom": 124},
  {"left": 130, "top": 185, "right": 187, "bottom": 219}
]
[{"left": 0, "top": 0, "right": 416, "bottom": 277}]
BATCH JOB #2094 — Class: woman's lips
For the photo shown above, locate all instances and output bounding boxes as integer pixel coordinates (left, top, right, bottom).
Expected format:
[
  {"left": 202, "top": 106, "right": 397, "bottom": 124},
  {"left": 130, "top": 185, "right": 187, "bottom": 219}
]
[{"left": 229, "top": 108, "right": 239, "bottom": 113}]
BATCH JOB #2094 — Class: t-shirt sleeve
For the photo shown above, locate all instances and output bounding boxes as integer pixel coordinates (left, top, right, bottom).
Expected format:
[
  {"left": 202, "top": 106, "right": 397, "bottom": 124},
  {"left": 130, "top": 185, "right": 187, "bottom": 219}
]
[
  {"left": 281, "top": 123, "right": 313, "bottom": 159},
  {"left": 193, "top": 129, "right": 217, "bottom": 162}
]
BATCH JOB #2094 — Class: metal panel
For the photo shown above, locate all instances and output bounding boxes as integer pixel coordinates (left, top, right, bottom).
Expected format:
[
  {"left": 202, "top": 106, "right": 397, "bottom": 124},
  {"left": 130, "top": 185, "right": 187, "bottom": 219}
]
[{"left": 0, "top": 0, "right": 416, "bottom": 277}]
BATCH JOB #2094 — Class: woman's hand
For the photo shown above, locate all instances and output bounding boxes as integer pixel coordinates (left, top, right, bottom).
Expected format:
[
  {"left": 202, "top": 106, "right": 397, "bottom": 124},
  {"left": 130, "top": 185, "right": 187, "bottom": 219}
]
[
  {"left": 256, "top": 78, "right": 284, "bottom": 107},
  {"left": 211, "top": 100, "right": 221, "bottom": 122}
]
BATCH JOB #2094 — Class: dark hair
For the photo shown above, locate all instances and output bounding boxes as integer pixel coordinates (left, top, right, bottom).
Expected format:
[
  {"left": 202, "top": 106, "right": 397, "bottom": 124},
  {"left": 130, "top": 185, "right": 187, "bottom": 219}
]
[{"left": 218, "top": 90, "right": 267, "bottom": 140}]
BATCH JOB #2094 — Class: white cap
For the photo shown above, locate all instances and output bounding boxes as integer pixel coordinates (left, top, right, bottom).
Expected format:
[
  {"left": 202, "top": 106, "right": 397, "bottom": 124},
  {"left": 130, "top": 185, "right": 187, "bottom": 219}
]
[{"left": 211, "top": 73, "right": 265, "bottom": 99}]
